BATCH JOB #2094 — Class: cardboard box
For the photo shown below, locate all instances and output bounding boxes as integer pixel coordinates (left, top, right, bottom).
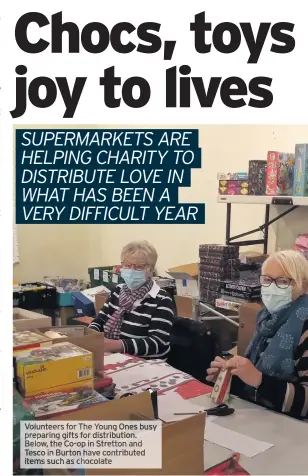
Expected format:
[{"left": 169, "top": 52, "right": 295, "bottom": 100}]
[
  {"left": 16, "top": 342, "right": 94, "bottom": 397},
  {"left": 95, "top": 292, "right": 109, "bottom": 313},
  {"left": 56, "top": 306, "right": 76, "bottom": 326},
  {"left": 175, "top": 296, "right": 199, "bottom": 319},
  {"left": 293, "top": 144, "right": 308, "bottom": 196},
  {"left": 13, "top": 330, "right": 53, "bottom": 354},
  {"left": 52, "top": 391, "right": 205, "bottom": 475},
  {"left": 13, "top": 308, "right": 52, "bottom": 331},
  {"left": 238, "top": 302, "right": 261, "bottom": 356},
  {"left": 35, "top": 326, "right": 104, "bottom": 375},
  {"left": 167, "top": 263, "right": 199, "bottom": 297}
]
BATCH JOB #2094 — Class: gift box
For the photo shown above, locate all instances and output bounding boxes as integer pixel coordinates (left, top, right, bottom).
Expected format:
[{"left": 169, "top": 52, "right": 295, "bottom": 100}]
[
  {"left": 266, "top": 151, "right": 295, "bottom": 196},
  {"left": 293, "top": 144, "right": 308, "bottom": 196},
  {"left": 248, "top": 160, "right": 267, "bottom": 195},
  {"left": 217, "top": 172, "right": 248, "bottom": 181},
  {"left": 221, "top": 278, "right": 261, "bottom": 293},
  {"left": 199, "top": 244, "right": 239, "bottom": 258},
  {"left": 218, "top": 180, "right": 249, "bottom": 196}
]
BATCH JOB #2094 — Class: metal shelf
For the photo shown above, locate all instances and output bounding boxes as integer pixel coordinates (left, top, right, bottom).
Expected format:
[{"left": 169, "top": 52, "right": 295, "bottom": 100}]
[
  {"left": 217, "top": 195, "right": 308, "bottom": 206},
  {"left": 217, "top": 195, "right": 308, "bottom": 253}
]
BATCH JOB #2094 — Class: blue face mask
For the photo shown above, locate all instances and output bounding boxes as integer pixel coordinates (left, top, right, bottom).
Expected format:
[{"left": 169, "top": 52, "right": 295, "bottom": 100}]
[
  {"left": 261, "top": 283, "right": 293, "bottom": 313},
  {"left": 120, "top": 268, "right": 147, "bottom": 290}
]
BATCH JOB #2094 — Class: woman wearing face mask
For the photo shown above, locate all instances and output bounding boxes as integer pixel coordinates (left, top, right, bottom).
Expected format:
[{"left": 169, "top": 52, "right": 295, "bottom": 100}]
[
  {"left": 207, "top": 250, "right": 308, "bottom": 419},
  {"left": 89, "top": 240, "right": 174, "bottom": 358}
]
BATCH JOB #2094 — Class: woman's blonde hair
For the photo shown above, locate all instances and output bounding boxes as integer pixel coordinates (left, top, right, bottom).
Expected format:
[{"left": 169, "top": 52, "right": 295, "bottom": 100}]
[
  {"left": 121, "top": 240, "right": 158, "bottom": 270},
  {"left": 263, "top": 250, "right": 308, "bottom": 294}
]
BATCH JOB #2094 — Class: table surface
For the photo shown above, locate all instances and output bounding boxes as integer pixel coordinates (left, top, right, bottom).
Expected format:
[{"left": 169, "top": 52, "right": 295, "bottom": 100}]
[{"left": 191, "top": 394, "right": 308, "bottom": 475}]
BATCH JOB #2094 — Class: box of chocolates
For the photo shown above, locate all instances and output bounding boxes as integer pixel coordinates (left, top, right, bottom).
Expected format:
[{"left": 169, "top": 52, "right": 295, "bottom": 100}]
[
  {"left": 199, "top": 263, "right": 239, "bottom": 277},
  {"left": 221, "top": 279, "right": 261, "bottom": 295},
  {"left": 266, "top": 151, "right": 295, "bottom": 196},
  {"left": 199, "top": 244, "right": 239, "bottom": 258},
  {"left": 221, "top": 288, "right": 261, "bottom": 301},
  {"left": 248, "top": 160, "right": 267, "bottom": 195},
  {"left": 218, "top": 180, "right": 249, "bottom": 196},
  {"left": 293, "top": 144, "right": 308, "bottom": 197}
]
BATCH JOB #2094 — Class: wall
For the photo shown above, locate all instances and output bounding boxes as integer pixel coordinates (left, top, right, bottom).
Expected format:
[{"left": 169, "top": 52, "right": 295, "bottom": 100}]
[
  {"left": 14, "top": 124, "right": 308, "bottom": 281},
  {"left": 13, "top": 224, "right": 102, "bottom": 282},
  {"left": 98, "top": 124, "right": 308, "bottom": 275}
]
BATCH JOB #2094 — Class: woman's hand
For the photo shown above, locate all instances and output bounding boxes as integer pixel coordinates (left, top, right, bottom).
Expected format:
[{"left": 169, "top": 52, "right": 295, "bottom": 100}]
[
  {"left": 226, "top": 356, "right": 263, "bottom": 388},
  {"left": 104, "top": 337, "right": 124, "bottom": 353},
  {"left": 206, "top": 356, "right": 227, "bottom": 382}
]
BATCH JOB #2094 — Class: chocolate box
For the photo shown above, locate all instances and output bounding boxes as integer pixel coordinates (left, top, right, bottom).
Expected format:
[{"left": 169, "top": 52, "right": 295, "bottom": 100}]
[
  {"left": 221, "top": 288, "right": 261, "bottom": 301},
  {"left": 199, "top": 244, "right": 239, "bottom": 258},
  {"left": 266, "top": 151, "right": 295, "bottom": 196},
  {"left": 218, "top": 180, "right": 249, "bottom": 196},
  {"left": 293, "top": 144, "right": 308, "bottom": 196},
  {"left": 248, "top": 160, "right": 267, "bottom": 195},
  {"left": 221, "top": 279, "right": 261, "bottom": 295}
]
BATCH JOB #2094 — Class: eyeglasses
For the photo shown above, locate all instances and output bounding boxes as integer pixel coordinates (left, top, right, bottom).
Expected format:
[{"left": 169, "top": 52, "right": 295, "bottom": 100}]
[
  {"left": 259, "top": 275, "right": 292, "bottom": 289},
  {"left": 121, "top": 262, "right": 148, "bottom": 271}
]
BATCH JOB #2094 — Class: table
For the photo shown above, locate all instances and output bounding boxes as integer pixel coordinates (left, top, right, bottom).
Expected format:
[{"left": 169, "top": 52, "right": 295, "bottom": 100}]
[{"left": 191, "top": 394, "right": 308, "bottom": 475}]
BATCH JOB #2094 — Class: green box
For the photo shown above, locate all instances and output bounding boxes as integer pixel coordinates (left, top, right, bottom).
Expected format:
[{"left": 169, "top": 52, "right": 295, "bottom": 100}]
[{"left": 88, "top": 266, "right": 124, "bottom": 290}]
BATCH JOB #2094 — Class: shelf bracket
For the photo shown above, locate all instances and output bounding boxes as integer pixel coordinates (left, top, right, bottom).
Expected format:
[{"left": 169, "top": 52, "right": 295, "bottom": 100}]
[{"left": 225, "top": 203, "right": 298, "bottom": 254}]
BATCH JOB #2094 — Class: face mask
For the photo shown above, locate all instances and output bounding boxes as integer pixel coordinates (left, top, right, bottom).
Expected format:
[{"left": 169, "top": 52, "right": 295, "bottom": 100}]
[
  {"left": 261, "top": 283, "right": 292, "bottom": 313},
  {"left": 120, "top": 268, "right": 147, "bottom": 290}
]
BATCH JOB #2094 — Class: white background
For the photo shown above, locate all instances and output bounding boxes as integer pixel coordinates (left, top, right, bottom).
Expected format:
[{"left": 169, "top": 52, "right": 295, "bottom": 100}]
[{"left": 1, "top": 0, "right": 308, "bottom": 474}]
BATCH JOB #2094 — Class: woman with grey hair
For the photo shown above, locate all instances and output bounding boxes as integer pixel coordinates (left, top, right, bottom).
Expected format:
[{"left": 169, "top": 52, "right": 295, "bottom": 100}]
[
  {"left": 207, "top": 250, "right": 308, "bottom": 419},
  {"left": 89, "top": 240, "right": 174, "bottom": 359}
]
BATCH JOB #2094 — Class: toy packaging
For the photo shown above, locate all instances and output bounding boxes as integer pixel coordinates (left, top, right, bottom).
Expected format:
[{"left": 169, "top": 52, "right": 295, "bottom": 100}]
[
  {"left": 248, "top": 160, "right": 267, "bottom": 195},
  {"left": 293, "top": 144, "right": 308, "bottom": 196},
  {"left": 218, "top": 180, "right": 248, "bottom": 196},
  {"left": 217, "top": 172, "right": 248, "bottom": 181},
  {"left": 16, "top": 342, "right": 94, "bottom": 397},
  {"left": 266, "top": 151, "right": 295, "bottom": 196},
  {"left": 13, "top": 330, "right": 52, "bottom": 354},
  {"left": 24, "top": 387, "right": 108, "bottom": 419}
]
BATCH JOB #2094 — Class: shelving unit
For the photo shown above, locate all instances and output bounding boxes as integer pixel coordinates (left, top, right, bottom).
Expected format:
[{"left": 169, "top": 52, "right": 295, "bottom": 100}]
[{"left": 217, "top": 195, "right": 308, "bottom": 254}]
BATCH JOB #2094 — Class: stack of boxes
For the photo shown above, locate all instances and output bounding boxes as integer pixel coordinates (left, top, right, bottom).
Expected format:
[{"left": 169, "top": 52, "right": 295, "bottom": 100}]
[{"left": 199, "top": 244, "right": 240, "bottom": 304}]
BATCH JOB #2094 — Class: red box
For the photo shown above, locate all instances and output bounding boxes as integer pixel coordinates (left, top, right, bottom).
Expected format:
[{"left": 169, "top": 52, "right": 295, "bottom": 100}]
[{"left": 266, "top": 151, "right": 279, "bottom": 196}]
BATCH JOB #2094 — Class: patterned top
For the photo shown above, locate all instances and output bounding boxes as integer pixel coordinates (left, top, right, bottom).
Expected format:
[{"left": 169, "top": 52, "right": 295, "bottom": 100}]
[
  {"left": 89, "top": 282, "right": 174, "bottom": 359},
  {"left": 232, "top": 319, "right": 308, "bottom": 419}
]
